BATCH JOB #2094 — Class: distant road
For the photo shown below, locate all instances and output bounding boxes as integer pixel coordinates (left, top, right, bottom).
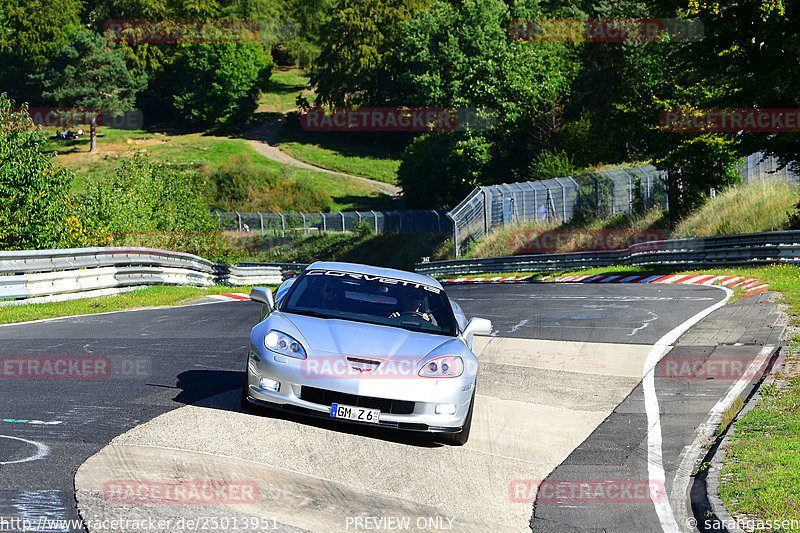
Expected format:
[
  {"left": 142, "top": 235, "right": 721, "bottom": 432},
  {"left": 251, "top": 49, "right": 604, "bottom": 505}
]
[{"left": 244, "top": 115, "right": 402, "bottom": 197}]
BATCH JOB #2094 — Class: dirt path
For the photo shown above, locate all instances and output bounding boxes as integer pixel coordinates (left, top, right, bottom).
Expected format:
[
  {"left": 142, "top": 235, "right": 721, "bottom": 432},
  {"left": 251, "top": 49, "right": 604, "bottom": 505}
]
[{"left": 245, "top": 116, "right": 402, "bottom": 197}]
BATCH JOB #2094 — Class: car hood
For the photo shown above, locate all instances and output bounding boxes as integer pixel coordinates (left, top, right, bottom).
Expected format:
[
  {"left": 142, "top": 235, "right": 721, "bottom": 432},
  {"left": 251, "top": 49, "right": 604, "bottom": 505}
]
[{"left": 280, "top": 313, "right": 455, "bottom": 358}]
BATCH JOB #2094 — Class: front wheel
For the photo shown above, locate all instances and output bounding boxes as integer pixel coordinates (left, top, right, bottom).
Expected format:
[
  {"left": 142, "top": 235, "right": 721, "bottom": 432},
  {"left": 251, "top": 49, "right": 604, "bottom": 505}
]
[
  {"left": 240, "top": 372, "right": 255, "bottom": 410},
  {"left": 441, "top": 389, "right": 475, "bottom": 446}
]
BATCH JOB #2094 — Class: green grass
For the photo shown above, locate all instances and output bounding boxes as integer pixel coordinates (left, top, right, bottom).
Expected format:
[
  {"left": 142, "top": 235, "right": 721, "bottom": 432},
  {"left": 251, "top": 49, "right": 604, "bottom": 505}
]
[
  {"left": 674, "top": 180, "right": 800, "bottom": 238},
  {"left": 49, "top": 129, "right": 394, "bottom": 211},
  {"left": 466, "top": 208, "right": 669, "bottom": 258},
  {"left": 467, "top": 181, "right": 800, "bottom": 260},
  {"left": 257, "top": 67, "right": 313, "bottom": 114},
  {"left": 0, "top": 284, "right": 267, "bottom": 325},
  {"left": 275, "top": 116, "right": 402, "bottom": 184},
  {"left": 719, "top": 343, "right": 800, "bottom": 530}
]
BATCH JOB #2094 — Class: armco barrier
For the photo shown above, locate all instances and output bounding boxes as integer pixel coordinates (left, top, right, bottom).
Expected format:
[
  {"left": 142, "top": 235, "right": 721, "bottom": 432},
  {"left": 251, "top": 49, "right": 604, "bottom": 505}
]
[
  {"left": 415, "top": 230, "right": 800, "bottom": 276},
  {"left": 0, "top": 247, "right": 291, "bottom": 306}
]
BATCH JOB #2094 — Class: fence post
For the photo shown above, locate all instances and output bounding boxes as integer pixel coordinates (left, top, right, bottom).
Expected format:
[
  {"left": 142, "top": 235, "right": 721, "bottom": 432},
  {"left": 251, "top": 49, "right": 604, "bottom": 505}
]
[
  {"left": 515, "top": 183, "right": 526, "bottom": 221},
  {"left": 481, "top": 188, "right": 489, "bottom": 236},
  {"left": 622, "top": 168, "right": 634, "bottom": 213},
  {"left": 554, "top": 178, "right": 567, "bottom": 223},
  {"left": 279, "top": 213, "right": 285, "bottom": 237},
  {"left": 370, "top": 210, "right": 378, "bottom": 233},
  {"left": 447, "top": 212, "right": 459, "bottom": 257},
  {"left": 340, "top": 212, "right": 346, "bottom": 234},
  {"left": 215, "top": 211, "right": 222, "bottom": 227},
  {"left": 301, "top": 212, "right": 307, "bottom": 235},
  {"left": 258, "top": 212, "right": 264, "bottom": 235},
  {"left": 590, "top": 174, "right": 599, "bottom": 217},
  {"left": 320, "top": 212, "right": 326, "bottom": 233},
  {"left": 567, "top": 176, "right": 580, "bottom": 219},
  {"left": 235, "top": 211, "right": 242, "bottom": 233},
  {"left": 433, "top": 210, "right": 441, "bottom": 233},
  {"left": 601, "top": 171, "right": 616, "bottom": 216}
]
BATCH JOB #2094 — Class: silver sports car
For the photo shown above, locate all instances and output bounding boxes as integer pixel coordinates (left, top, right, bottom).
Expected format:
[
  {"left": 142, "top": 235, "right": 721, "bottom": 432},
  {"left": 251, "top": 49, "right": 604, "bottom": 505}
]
[{"left": 241, "top": 261, "right": 492, "bottom": 445}]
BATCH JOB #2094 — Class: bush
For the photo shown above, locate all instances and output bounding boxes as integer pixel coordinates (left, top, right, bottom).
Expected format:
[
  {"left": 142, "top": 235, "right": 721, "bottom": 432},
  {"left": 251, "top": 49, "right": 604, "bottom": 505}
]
[
  {"left": 528, "top": 149, "right": 575, "bottom": 181},
  {"left": 204, "top": 154, "right": 332, "bottom": 212},
  {"left": 352, "top": 219, "right": 373, "bottom": 238},
  {"left": 78, "top": 152, "right": 217, "bottom": 239},
  {"left": 0, "top": 94, "right": 100, "bottom": 250}
]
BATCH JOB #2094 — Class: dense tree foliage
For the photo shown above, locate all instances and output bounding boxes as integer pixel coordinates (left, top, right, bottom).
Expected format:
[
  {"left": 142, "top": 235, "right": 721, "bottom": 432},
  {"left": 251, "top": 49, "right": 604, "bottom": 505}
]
[
  {"left": 0, "top": 0, "right": 83, "bottom": 102},
  {"left": 0, "top": 94, "right": 98, "bottom": 249},
  {"left": 36, "top": 30, "right": 146, "bottom": 151},
  {"left": 169, "top": 41, "right": 273, "bottom": 127},
  {"left": 1, "top": 0, "right": 797, "bottom": 237}
]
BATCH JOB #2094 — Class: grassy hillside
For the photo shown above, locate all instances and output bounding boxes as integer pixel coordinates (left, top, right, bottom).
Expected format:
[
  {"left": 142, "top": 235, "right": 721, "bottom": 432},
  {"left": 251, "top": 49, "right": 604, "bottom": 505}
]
[
  {"left": 466, "top": 180, "right": 800, "bottom": 258},
  {"left": 673, "top": 180, "right": 800, "bottom": 238},
  {"left": 257, "top": 67, "right": 314, "bottom": 114},
  {"left": 47, "top": 130, "right": 394, "bottom": 212},
  {"left": 276, "top": 118, "right": 403, "bottom": 184}
]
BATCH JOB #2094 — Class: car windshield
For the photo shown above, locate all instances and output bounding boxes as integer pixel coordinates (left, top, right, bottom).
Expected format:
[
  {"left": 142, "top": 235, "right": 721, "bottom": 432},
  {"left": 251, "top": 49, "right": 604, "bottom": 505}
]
[{"left": 280, "top": 269, "right": 457, "bottom": 336}]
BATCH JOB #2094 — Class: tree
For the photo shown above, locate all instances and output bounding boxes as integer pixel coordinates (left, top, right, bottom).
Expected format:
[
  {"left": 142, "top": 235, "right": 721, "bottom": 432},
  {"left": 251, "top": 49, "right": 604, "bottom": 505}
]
[
  {"left": 394, "top": 0, "right": 581, "bottom": 206},
  {"left": 0, "top": 94, "right": 100, "bottom": 250},
  {"left": 36, "top": 30, "right": 146, "bottom": 152},
  {"left": 0, "top": 0, "right": 83, "bottom": 102},
  {"left": 169, "top": 40, "right": 273, "bottom": 127},
  {"left": 310, "top": 0, "right": 428, "bottom": 106}
]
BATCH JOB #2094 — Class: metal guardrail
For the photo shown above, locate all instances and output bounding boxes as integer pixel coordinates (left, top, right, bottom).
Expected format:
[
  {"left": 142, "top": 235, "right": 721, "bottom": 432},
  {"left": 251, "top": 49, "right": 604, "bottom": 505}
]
[
  {"left": 0, "top": 247, "right": 291, "bottom": 306},
  {"left": 415, "top": 230, "right": 800, "bottom": 276}
]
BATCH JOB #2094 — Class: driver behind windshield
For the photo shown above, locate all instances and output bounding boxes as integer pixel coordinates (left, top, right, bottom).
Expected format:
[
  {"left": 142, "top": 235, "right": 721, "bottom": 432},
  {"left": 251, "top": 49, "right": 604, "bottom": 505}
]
[{"left": 389, "top": 288, "right": 435, "bottom": 324}]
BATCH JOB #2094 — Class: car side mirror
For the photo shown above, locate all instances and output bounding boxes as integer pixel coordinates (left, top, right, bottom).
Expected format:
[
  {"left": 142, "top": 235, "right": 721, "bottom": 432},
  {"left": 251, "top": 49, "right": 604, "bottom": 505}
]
[
  {"left": 463, "top": 317, "right": 492, "bottom": 348},
  {"left": 250, "top": 287, "right": 275, "bottom": 320}
]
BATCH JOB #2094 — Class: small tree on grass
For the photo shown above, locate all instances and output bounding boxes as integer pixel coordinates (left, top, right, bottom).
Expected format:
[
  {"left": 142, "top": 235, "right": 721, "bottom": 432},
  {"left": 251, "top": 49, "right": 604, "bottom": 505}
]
[
  {"left": 0, "top": 93, "right": 100, "bottom": 249},
  {"left": 35, "top": 30, "right": 145, "bottom": 152}
]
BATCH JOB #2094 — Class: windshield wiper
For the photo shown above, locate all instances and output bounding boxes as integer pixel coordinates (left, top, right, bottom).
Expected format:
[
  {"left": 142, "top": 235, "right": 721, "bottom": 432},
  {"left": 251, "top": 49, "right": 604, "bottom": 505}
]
[{"left": 288, "top": 309, "right": 336, "bottom": 319}]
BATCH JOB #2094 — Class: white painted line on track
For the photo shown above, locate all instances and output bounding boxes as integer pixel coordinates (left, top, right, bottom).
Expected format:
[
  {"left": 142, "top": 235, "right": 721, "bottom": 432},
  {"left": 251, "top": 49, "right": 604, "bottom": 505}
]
[
  {"left": 641, "top": 285, "right": 733, "bottom": 533},
  {"left": 0, "top": 435, "right": 50, "bottom": 465},
  {"left": 670, "top": 346, "right": 775, "bottom": 526}
]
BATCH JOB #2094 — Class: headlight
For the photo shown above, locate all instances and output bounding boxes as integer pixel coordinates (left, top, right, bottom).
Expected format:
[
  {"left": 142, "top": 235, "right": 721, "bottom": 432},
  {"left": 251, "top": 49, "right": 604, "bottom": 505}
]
[
  {"left": 264, "top": 330, "right": 307, "bottom": 359},
  {"left": 419, "top": 356, "right": 463, "bottom": 378}
]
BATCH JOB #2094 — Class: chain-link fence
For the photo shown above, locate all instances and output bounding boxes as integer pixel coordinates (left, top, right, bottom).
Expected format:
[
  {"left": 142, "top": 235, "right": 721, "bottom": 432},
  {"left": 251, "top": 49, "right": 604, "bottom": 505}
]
[
  {"left": 214, "top": 210, "right": 452, "bottom": 236},
  {"left": 738, "top": 152, "right": 800, "bottom": 185},
  {"left": 447, "top": 164, "right": 668, "bottom": 257}
]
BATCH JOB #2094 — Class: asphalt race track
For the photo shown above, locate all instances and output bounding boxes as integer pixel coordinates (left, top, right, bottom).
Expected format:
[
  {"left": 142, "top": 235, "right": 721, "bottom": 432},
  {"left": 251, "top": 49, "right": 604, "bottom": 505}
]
[{"left": 0, "top": 283, "right": 782, "bottom": 532}]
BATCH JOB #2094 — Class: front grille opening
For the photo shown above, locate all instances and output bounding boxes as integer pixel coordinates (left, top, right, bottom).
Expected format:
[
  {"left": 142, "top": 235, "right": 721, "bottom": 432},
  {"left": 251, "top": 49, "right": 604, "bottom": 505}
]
[{"left": 300, "top": 386, "right": 415, "bottom": 415}]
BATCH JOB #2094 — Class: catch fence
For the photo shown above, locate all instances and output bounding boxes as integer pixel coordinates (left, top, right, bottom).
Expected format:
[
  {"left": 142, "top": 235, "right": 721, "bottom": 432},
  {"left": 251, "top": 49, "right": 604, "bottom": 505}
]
[
  {"left": 447, "top": 165, "right": 668, "bottom": 257},
  {"left": 214, "top": 210, "right": 451, "bottom": 237}
]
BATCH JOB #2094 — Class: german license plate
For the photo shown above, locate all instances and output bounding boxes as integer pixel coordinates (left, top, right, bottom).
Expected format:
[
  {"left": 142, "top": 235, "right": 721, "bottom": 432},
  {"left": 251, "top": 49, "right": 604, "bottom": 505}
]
[{"left": 330, "top": 403, "right": 380, "bottom": 424}]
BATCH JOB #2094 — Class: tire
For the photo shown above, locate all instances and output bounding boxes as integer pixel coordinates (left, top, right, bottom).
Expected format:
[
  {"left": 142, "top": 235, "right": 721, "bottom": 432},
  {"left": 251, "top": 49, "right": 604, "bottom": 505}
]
[
  {"left": 240, "top": 372, "right": 255, "bottom": 410},
  {"left": 441, "top": 389, "right": 475, "bottom": 446}
]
